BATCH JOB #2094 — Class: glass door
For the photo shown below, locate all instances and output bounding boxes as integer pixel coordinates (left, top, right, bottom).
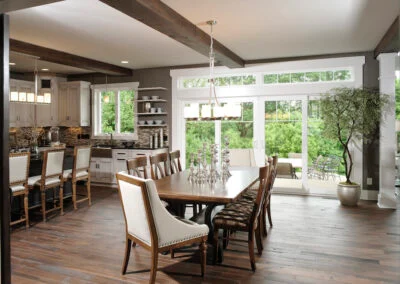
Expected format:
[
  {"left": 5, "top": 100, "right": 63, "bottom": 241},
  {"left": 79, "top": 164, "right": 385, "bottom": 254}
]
[
  {"left": 307, "top": 98, "right": 344, "bottom": 196},
  {"left": 264, "top": 98, "right": 305, "bottom": 193}
]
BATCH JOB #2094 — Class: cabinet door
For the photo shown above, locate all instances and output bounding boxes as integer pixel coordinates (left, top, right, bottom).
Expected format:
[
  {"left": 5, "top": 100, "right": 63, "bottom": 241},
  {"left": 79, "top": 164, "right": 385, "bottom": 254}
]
[
  {"left": 98, "top": 159, "right": 113, "bottom": 183},
  {"left": 90, "top": 159, "right": 99, "bottom": 182},
  {"left": 35, "top": 103, "right": 52, "bottom": 127},
  {"left": 50, "top": 87, "right": 59, "bottom": 126},
  {"left": 9, "top": 102, "right": 18, "bottom": 127},
  {"left": 17, "top": 103, "right": 35, "bottom": 127},
  {"left": 67, "top": 85, "right": 80, "bottom": 126},
  {"left": 58, "top": 85, "right": 69, "bottom": 126}
]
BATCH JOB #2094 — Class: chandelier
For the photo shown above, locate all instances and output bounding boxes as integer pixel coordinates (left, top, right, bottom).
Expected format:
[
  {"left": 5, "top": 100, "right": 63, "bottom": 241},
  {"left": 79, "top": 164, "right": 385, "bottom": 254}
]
[{"left": 184, "top": 20, "right": 241, "bottom": 121}]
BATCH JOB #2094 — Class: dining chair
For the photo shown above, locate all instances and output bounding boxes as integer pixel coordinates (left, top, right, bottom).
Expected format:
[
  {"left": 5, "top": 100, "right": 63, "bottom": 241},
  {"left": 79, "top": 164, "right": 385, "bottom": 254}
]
[
  {"left": 63, "top": 145, "right": 92, "bottom": 210},
  {"left": 212, "top": 165, "right": 270, "bottom": 271},
  {"left": 126, "top": 156, "right": 149, "bottom": 178},
  {"left": 9, "top": 152, "right": 30, "bottom": 228},
  {"left": 149, "top": 152, "right": 170, "bottom": 180},
  {"left": 28, "top": 149, "right": 65, "bottom": 222},
  {"left": 170, "top": 150, "right": 201, "bottom": 217},
  {"left": 116, "top": 172, "right": 209, "bottom": 283}
]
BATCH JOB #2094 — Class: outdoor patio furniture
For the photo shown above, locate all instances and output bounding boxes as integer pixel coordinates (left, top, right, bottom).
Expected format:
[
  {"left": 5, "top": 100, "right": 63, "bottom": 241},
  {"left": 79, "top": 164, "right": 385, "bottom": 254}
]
[{"left": 276, "top": 162, "right": 296, "bottom": 179}]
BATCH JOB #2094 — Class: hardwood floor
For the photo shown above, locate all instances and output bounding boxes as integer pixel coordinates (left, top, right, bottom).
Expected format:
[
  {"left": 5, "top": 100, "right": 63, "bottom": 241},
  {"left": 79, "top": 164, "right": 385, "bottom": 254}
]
[{"left": 11, "top": 186, "right": 400, "bottom": 283}]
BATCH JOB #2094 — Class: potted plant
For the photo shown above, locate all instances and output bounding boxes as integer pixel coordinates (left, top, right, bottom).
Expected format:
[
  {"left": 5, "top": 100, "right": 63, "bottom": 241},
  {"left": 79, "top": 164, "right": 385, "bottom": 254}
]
[{"left": 320, "top": 87, "right": 389, "bottom": 206}]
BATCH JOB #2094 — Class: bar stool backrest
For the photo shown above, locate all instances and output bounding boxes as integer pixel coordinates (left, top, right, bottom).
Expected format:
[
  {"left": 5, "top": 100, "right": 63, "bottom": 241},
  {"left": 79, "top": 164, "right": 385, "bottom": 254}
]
[
  {"left": 9, "top": 152, "right": 30, "bottom": 186},
  {"left": 43, "top": 149, "right": 65, "bottom": 179},
  {"left": 75, "top": 146, "right": 91, "bottom": 173}
]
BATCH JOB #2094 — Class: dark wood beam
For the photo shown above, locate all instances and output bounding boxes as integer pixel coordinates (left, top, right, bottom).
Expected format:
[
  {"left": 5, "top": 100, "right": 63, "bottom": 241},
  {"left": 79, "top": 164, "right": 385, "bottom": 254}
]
[
  {"left": 10, "top": 39, "right": 132, "bottom": 76},
  {"left": 0, "top": 13, "right": 11, "bottom": 284},
  {"left": 99, "top": 0, "right": 244, "bottom": 68},
  {"left": 374, "top": 16, "right": 399, "bottom": 58},
  {"left": 0, "top": 0, "right": 64, "bottom": 13}
]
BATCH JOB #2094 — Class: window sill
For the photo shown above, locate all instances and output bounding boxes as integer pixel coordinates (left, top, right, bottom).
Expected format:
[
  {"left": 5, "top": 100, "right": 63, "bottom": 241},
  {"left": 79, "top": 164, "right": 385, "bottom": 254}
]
[{"left": 92, "top": 133, "right": 138, "bottom": 140}]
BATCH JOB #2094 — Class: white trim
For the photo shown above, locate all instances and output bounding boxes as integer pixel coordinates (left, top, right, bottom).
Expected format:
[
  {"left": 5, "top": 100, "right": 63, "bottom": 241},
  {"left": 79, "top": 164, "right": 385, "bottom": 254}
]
[{"left": 91, "top": 82, "right": 139, "bottom": 91}]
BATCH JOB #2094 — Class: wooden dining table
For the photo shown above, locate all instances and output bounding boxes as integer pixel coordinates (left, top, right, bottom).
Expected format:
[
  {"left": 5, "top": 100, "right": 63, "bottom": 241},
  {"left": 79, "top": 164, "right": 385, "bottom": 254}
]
[{"left": 154, "top": 167, "right": 260, "bottom": 261}]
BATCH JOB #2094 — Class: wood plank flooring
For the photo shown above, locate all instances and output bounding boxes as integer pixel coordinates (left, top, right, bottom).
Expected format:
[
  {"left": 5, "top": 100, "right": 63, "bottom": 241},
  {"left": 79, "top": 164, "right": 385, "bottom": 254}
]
[{"left": 11, "top": 186, "right": 400, "bottom": 283}]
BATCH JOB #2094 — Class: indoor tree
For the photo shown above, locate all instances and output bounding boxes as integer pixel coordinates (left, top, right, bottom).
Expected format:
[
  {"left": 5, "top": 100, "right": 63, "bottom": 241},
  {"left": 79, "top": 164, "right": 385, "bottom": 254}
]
[{"left": 320, "top": 87, "right": 389, "bottom": 184}]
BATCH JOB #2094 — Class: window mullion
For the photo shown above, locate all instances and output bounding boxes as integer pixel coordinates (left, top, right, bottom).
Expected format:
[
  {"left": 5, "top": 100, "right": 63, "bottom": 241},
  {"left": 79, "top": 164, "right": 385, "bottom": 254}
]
[{"left": 116, "top": 91, "right": 120, "bottom": 134}]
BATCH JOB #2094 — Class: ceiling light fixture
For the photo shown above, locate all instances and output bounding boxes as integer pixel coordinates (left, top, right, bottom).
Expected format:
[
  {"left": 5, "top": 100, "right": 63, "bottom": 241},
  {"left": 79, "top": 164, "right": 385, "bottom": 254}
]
[
  {"left": 184, "top": 20, "right": 241, "bottom": 120},
  {"left": 9, "top": 62, "right": 16, "bottom": 66},
  {"left": 121, "top": 60, "right": 129, "bottom": 64},
  {"left": 41, "top": 68, "right": 49, "bottom": 71}
]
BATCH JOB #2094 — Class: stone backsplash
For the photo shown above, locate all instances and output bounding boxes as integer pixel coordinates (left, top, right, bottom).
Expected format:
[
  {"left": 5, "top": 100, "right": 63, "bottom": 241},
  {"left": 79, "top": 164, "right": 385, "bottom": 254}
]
[{"left": 10, "top": 126, "right": 168, "bottom": 148}]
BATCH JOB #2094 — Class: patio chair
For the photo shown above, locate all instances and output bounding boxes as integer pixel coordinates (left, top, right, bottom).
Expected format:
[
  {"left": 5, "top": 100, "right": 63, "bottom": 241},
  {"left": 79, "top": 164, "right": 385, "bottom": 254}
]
[
  {"left": 276, "top": 162, "right": 295, "bottom": 179},
  {"left": 324, "top": 155, "right": 341, "bottom": 181}
]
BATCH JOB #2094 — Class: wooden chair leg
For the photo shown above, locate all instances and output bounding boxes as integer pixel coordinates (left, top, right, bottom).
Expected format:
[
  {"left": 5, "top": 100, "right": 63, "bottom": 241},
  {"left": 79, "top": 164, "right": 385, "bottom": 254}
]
[
  {"left": 150, "top": 248, "right": 158, "bottom": 284},
  {"left": 87, "top": 178, "right": 92, "bottom": 206},
  {"left": 132, "top": 242, "right": 136, "bottom": 247},
  {"left": 24, "top": 192, "right": 29, "bottom": 228},
  {"left": 170, "top": 249, "right": 174, "bottom": 259},
  {"left": 257, "top": 217, "right": 264, "bottom": 251},
  {"left": 122, "top": 238, "right": 132, "bottom": 275},
  {"left": 267, "top": 202, "right": 273, "bottom": 227},
  {"left": 255, "top": 226, "right": 263, "bottom": 255},
  {"left": 200, "top": 238, "right": 207, "bottom": 277},
  {"left": 262, "top": 203, "right": 268, "bottom": 237},
  {"left": 59, "top": 186, "right": 64, "bottom": 216},
  {"left": 213, "top": 227, "right": 219, "bottom": 265},
  {"left": 72, "top": 181, "right": 77, "bottom": 210},
  {"left": 41, "top": 190, "right": 46, "bottom": 222},
  {"left": 248, "top": 231, "right": 256, "bottom": 271},
  {"left": 222, "top": 229, "right": 229, "bottom": 249}
]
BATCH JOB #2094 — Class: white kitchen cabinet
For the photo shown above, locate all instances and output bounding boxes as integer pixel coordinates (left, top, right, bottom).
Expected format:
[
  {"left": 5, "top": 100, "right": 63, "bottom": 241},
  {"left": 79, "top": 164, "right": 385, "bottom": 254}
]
[
  {"left": 36, "top": 77, "right": 59, "bottom": 126},
  {"left": 9, "top": 80, "right": 35, "bottom": 127},
  {"left": 90, "top": 157, "right": 113, "bottom": 183},
  {"left": 58, "top": 81, "right": 90, "bottom": 127}
]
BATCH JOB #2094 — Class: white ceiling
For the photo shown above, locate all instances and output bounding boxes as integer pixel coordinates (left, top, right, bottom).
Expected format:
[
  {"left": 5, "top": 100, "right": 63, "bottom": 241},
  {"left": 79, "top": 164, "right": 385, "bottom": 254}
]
[{"left": 8, "top": 0, "right": 400, "bottom": 74}]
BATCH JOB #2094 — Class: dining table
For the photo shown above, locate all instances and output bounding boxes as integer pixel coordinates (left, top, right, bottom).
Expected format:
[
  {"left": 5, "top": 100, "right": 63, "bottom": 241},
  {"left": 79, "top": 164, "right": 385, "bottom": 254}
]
[{"left": 154, "top": 167, "right": 260, "bottom": 261}]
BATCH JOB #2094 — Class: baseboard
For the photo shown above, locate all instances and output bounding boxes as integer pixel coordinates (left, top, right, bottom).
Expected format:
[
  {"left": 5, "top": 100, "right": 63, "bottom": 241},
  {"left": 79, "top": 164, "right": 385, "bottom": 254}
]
[{"left": 360, "top": 189, "right": 378, "bottom": 201}]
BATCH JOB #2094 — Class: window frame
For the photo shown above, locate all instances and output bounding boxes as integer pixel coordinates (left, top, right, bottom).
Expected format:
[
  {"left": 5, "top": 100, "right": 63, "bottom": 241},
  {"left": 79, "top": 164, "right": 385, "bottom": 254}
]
[{"left": 91, "top": 82, "right": 139, "bottom": 140}]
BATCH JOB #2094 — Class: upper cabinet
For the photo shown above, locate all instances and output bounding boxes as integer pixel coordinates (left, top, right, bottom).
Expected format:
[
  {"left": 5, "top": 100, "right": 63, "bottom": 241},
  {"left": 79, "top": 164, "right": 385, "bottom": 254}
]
[
  {"left": 9, "top": 79, "right": 35, "bottom": 127},
  {"left": 58, "top": 81, "right": 90, "bottom": 127},
  {"left": 36, "top": 77, "right": 60, "bottom": 127}
]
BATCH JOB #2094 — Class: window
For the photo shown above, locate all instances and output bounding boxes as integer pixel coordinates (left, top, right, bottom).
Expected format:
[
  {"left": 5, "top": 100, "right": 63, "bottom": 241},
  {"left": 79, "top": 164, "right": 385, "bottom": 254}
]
[
  {"left": 263, "top": 69, "right": 352, "bottom": 85},
  {"left": 180, "top": 75, "right": 256, "bottom": 89},
  {"left": 92, "top": 82, "right": 139, "bottom": 139}
]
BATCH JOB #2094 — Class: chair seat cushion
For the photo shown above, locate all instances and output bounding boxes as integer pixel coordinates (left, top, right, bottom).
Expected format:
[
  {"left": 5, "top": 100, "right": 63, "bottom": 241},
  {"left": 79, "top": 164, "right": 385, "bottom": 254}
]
[
  {"left": 213, "top": 201, "right": 254, "bottom": 230},
  {"left": 241, "top": 189, "right": 258, "bottom": 201},
  {"left": 28, "top": 175, "right": 61, "bottom": 187},
  {"left": 10, "top": 185, "right": 26, "bottom": 193},
  {"left": 63, "top": 169, "right": 88, "bottom": 179}
]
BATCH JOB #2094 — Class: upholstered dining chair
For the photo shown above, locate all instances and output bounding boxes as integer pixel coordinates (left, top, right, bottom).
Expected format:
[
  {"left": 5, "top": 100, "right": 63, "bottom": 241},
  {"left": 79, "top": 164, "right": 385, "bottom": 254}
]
[
  {"left": 116, "top": 172, "right": 209, "bottom": 283},
  {"left": 9, "top": 152, "right": 30, "bottom": 228},
  {"left": 28, "top": 149, "right": 65, "bottom": 222},
  {"left": 63, "top": 145, "right": 92, "bottom": 210},
  {"left": 149, "top": 152, "right": 170, "bottom": 180},
  {"left": 126, "top": 156, "right": 149, "bottom": 178},
  {"left": 213, "top": 165, "right": 270, "bottom": 271}
]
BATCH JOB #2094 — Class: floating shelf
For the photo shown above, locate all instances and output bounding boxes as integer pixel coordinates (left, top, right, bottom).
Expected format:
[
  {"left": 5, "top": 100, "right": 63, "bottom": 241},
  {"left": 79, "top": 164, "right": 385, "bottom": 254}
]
[
  {"left": 138, "top": 124, "right": 167, "bottom": 127},
  {"left": 137, "top": 112, "right": 167, "bottom": 116},
  {"left": 137, "top": 87, "right": 167, "bottom": 91},
  {"left": 136, "top": 99, "right": 167, "bottom": 103}
]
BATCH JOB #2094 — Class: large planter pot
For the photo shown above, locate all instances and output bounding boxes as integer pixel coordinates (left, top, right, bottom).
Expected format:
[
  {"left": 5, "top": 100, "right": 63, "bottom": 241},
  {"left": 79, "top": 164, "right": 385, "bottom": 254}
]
[{"left": 337, "top": 183, "right": 361, "bottom": 206}]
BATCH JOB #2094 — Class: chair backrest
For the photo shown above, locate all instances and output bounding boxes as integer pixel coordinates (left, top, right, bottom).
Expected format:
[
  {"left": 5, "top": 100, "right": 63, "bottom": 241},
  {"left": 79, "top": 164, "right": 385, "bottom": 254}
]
[
  {"left": 74, "top": 145, "right": 91, "bottom": 174},
  {"left": 116, "top": 172, "right": 190, "bottom": 248},
  {"left": 169, "top": 150, "right": 182, "bottom": 174},
  {"left": 229, "top": 148, "right": 256, "bottom": 167},
  {"left": 126, "top": 156, "right": 149, "bottom": 179},
  {"left": 43, "top": 149, "right": 65, "bottom": 178},
  {"left": 271, "top": 155, "right": 278, "bottom": 185},
  {"left": 9, "top": 152, "right": 30, "bottom": 186},
  {"left": 150, "top": 152, "right": 170, "bottom": 180},
  {"left": 250, "top": 165, "right": 269, "bottom": 227}
]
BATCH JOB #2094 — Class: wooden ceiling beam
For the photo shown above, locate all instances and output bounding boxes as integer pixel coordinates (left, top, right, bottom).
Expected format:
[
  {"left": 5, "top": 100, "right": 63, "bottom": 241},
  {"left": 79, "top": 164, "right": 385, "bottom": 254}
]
[
  {"left": 99, "top": 0, "right": 244, "bottom": 68},
  {"left": 10, "top": 39, "right": 133, "bottom": 76},
  {"left": 374, "top": 16, "right": 399, "bottom": 58},
  {"left": 0, "top": 0, "right": 64, "bottom": 13}
]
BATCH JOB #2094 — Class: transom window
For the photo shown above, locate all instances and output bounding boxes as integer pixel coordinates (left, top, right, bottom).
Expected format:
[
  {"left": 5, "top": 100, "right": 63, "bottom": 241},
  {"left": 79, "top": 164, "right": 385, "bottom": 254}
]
[
  {"left": 92, "top": 82, "right": 139, "bottom": 139},
  {"left": 263, "top": 69, "right": 352, "bottom": 85},
  {"left": 179, "top": 75, "right": 256, "bottom": 89}
]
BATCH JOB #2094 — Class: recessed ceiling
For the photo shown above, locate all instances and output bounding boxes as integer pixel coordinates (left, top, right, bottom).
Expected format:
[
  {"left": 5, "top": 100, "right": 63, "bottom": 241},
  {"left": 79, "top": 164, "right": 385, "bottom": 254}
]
[{"left": 7, "top": 0, "right": 400, "bottom": 75}]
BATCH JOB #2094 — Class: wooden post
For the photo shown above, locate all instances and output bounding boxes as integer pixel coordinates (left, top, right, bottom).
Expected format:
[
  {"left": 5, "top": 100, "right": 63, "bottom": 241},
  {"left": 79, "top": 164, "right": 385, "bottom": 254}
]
[{"left": 0, "top": 13, "right": 10, "bottom": 284}]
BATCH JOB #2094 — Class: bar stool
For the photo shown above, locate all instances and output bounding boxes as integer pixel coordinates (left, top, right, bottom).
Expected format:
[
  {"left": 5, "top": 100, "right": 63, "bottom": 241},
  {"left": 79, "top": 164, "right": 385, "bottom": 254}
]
[
  {"left": 63, "top": 145, "right": 92, "bottom": 210},
  {"left": 9, "top": 152, "right": 30, "bottom": 228},
  {"left": 28, "top": 149, "right": 65, "bottom": 222}
]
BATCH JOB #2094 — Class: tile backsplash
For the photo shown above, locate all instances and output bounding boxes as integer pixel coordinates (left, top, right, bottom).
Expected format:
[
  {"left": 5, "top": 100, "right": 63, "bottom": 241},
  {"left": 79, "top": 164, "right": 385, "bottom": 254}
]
[{"left": 10, "top": 126, "right": 168, "bottom": 148}]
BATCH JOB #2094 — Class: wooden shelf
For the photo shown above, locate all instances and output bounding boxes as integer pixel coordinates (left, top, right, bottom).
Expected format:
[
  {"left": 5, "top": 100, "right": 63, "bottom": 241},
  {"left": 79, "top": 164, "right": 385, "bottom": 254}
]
[
  {"left": 137, "top": 112, "right": 167, "bottom": 116},
  {"left": 137, "top": 87, "right": 167, "bottom": 91},
  {"left": 137, "top": 124, "right": 167, "bottom": 127},
  {"left": 136, "top": 99, "right": 167, "bottom": 103}
]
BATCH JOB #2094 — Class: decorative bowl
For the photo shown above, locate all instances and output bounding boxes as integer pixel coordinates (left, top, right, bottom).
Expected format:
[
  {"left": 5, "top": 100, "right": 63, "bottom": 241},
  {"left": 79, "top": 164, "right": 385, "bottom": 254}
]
[
  {"left": 141, "top": 96, "right": 149, "bottom": 100},
  {"left": 154, "top": 120, "right": 163, "bottom": 125},
  {"left": 138, "top": 121, "right": 145, "bottom": 125},
  {"left": 146, "top": 120, "right": 154, "bottom": 125},
  {"left": 151, "top": 95, "right": 160, "bottom": 100}
]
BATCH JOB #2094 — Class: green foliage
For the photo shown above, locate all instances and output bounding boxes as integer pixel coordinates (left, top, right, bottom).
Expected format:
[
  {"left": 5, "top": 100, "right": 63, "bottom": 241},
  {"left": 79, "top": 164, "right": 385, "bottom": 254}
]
[
  {"left": 119, "top": 90, "right": 135, "bottom": 133},
  {"left": 320, "top": 87, "right": 389, "bottom": 183},
  {"left": 396, "top": 78, "right": 400, "bottom": 120},
  {"left": 101, "top": 91, "right": 115, "bottom": 133}
]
